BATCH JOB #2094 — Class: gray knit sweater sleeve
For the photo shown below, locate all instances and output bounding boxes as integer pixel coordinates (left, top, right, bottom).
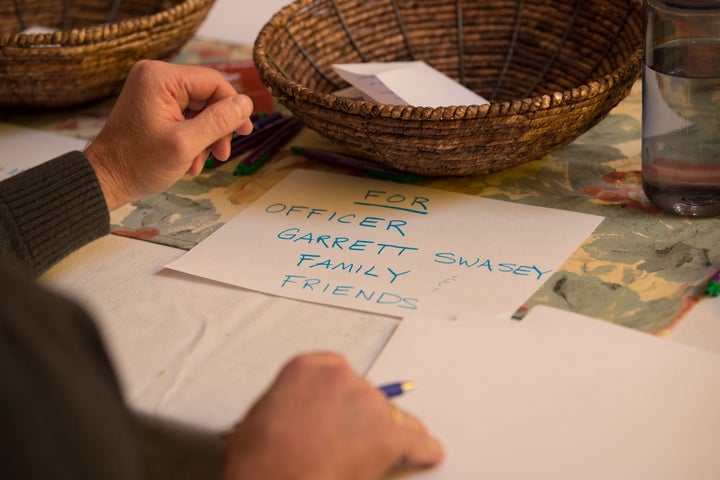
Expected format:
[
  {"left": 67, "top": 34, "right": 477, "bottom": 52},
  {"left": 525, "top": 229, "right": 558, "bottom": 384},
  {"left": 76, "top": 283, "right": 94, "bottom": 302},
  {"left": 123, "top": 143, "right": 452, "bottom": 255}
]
[{"left": 0, "top": 150, "right": 110, "bottom": 277}]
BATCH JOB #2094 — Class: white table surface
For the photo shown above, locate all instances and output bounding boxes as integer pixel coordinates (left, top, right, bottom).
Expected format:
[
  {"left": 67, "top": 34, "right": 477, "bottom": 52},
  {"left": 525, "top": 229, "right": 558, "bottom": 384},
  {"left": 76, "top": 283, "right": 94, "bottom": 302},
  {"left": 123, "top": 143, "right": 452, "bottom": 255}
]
[
  {"left": 40, "top": 234, "right": 397, "bottom": 432},
  {"left": 25, "top": 0, "right": 720, "bottom": 440},
  {"left": 38, "top": 230, "right": 720, "bottom": 434}
]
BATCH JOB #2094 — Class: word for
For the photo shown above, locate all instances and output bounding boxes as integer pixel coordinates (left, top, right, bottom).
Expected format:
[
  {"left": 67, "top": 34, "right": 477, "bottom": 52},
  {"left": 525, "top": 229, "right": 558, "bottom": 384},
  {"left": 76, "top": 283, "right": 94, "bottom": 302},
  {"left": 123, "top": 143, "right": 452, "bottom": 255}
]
[
  {"left": 295, "top": 253, "right": 410, "bottom": 284},
  {"left": 434, "top": 252, "right": 552, "bottom": 280},
  {"left": 280, "top": 274, "right": 418, "bottom": 310},
  {"left": 353, "top": 189, "right": 431, "bottom": 215},
  {"left": 264, "top": 203, "right": 408, "bottom": 236},
  {"left": 276, "top": 228, "right": 419, "bottom": 256}
]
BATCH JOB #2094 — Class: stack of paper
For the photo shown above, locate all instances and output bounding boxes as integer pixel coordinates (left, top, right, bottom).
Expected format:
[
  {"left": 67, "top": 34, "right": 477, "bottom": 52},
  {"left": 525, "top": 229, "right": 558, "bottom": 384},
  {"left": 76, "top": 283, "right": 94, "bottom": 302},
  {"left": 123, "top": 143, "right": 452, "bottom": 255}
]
[{"left": 367, "top": 305, "right": 720, "bottom": 479}]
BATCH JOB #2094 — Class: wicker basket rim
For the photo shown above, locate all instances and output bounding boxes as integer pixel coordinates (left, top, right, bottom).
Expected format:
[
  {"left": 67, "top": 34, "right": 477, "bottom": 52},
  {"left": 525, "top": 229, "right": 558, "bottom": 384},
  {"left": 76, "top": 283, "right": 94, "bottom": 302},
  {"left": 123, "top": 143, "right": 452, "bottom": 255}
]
[
  {"left": 253, "top": 0, "right": 644, "bottom": 120},
  {"left": 0, "top": 0, "right": 214, "bottom": 46}
]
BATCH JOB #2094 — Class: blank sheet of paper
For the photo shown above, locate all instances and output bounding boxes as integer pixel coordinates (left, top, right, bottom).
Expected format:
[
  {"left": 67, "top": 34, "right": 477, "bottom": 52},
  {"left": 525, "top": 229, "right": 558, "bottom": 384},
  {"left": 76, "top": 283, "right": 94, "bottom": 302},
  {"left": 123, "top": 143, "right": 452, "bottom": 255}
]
[
  {"left": 366, "top": 305, "right": 720, "bottom": 480},
  {"left": 167, "top": 170, "right": 603, "bottom": 319},
  {"left": 0, "top": 122, "right": 87, "bottom": 181}
]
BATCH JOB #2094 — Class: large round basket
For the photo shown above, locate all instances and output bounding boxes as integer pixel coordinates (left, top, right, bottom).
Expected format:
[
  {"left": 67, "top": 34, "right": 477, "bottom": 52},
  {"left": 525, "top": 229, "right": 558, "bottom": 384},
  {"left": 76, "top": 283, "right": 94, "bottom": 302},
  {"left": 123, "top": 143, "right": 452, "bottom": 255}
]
[
  {"left": 254, "top": 0, "right": 644, "bottom": 176},
  {"left": 0, "top": 0, "right": 215, "bottom": 110}
]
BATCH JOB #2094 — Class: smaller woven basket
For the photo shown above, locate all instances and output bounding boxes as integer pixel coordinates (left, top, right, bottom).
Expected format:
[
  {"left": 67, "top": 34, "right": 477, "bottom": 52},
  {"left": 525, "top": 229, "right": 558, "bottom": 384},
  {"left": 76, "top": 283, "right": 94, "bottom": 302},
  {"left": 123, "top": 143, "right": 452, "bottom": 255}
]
[
  {"left": 0, "top": 0, "right": 215, "bottom": 109},
  {"left": 254, "top": 0, "right": 644, "bottom": 176}
]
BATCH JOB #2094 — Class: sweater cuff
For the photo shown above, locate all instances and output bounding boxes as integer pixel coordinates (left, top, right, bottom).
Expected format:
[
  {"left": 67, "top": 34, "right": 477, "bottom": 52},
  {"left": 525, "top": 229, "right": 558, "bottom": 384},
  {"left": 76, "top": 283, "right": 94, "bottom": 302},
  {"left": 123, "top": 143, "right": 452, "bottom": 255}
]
[{"left": 0, "top": 150, "right": 110, "bottom": 276}]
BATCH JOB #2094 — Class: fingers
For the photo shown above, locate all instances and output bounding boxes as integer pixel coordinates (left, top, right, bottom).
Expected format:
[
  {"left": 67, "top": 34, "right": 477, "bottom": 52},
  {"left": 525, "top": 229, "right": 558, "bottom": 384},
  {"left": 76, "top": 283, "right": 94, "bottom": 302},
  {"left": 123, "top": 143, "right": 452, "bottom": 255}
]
[
  {"left": 187, "top": 153, "right": 209, "bottom": 177},
  {"left": 182, "top": 94, "right": 254, "bottom": 155},
  {"left": 223, "top": 351, "right": 443, "bottom": 479},
  {"left": 84, "top": 60, "right": 258, "bottom": 211},
  {"left": 390, "top": 402, "right": 405, "bottom": 425},
  {"left": 130, "top": 60, "right": 255, "bottom": 160},
  {"left": 283, "top": 352, "right": 444, "bottom": 470},
  {"left": 389, "top": 404, "right": 445, "bottom": 470},
  {"left": 127, "top": 60, "right": 238, "bottom": 109}
]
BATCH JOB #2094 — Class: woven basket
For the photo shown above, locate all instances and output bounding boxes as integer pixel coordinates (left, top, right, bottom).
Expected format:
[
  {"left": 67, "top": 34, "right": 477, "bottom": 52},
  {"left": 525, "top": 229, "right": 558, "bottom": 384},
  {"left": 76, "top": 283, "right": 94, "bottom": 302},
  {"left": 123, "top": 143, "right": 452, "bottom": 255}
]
[
  {"left": 0, "top": 0, "right": 215, "bottom": 109},
  {"left": 254, "top": 0, "right": 643, "bottom": 176}
]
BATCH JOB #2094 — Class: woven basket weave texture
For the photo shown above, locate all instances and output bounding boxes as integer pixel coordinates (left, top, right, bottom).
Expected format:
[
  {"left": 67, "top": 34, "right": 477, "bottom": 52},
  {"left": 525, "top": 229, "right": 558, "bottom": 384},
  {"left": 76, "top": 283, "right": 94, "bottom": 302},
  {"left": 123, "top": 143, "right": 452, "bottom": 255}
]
[
  {"left": 0, "top": 0, "right": 215, "bottom": 109},
  {"left": 254, "top": 0, "right": 644, "bottom": 176}
]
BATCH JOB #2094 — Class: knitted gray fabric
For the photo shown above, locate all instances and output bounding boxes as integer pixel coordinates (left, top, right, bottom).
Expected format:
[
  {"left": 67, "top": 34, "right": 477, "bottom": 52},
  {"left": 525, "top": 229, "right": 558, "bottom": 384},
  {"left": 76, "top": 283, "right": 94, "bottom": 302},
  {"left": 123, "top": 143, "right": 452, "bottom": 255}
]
[
  {"left": 0, "top": 151, "right": 109, "bottom": 276},
  {"left": 0, "top": 150, "right": 144, "bottom": 479}
]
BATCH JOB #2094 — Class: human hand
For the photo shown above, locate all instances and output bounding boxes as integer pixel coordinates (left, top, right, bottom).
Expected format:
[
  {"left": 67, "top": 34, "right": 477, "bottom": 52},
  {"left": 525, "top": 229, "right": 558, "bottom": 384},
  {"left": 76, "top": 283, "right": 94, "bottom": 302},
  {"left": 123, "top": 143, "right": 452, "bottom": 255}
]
[
  {"left": 222, "top": 352, "right": 443, "bottom": 480},
  {"left": 84, "top": 60, "right": 254, "bottom": 211}
]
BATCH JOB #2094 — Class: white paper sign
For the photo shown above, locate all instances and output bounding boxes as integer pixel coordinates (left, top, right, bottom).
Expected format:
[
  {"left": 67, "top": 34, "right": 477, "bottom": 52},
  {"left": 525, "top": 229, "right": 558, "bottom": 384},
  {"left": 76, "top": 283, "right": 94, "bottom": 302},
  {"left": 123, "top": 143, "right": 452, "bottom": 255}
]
[
  {"left": 166, "top": 170, "right": 603, "bottom": 318},
  {"left": 333, "top": 61, "right": 489, "bottom": 107}
]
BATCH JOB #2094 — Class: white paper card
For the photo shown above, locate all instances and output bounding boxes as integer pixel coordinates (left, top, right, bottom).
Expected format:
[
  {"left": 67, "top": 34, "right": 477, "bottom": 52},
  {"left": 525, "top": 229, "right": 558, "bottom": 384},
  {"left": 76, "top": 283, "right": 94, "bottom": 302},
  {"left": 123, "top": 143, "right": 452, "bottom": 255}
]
[
  {"left": 333, "top": 61, "right": 489, "bottom": 107},
  {"left": 367, "top": 305, "right": 720, "bottom": 479},
  {"left": 167, "top": 170, "right": 602, "bottom": 318},
  {"left": 0, "top": 123, "right": 87, "bottom": 181}
]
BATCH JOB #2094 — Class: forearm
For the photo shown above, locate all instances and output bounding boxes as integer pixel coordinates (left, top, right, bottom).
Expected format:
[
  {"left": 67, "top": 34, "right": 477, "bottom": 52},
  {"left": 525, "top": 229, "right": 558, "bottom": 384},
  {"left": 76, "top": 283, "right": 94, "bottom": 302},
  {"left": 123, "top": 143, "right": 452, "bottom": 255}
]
[
  {"left": 0, "top": 151, "right": 110, "bottom": 276},
  {"left": 0, "top": 261, "right": 142, "bottom": 479}
]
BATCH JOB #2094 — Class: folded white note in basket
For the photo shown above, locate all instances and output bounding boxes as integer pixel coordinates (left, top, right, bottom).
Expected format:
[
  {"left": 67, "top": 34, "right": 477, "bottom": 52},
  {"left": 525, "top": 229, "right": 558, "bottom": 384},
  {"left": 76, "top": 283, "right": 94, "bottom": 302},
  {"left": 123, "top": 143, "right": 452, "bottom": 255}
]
[{"left": 332, "top": 61, "right": 489, "bottom": 107}]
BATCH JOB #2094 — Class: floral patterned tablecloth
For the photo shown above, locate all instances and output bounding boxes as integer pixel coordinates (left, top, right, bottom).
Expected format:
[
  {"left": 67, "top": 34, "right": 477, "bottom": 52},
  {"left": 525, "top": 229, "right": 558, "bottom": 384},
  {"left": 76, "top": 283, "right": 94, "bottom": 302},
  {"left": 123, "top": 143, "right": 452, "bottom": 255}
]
[{"left": 4, "top": 37, "right": 719, "bottom": 334}]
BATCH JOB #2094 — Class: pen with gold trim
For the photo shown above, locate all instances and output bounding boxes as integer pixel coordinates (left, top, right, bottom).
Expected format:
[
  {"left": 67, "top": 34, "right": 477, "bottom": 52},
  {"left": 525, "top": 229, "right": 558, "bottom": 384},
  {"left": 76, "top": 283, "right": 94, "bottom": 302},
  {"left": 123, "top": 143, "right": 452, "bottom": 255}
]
[{"left": 378, "top": 381, "right": 416, "bottom": 398}]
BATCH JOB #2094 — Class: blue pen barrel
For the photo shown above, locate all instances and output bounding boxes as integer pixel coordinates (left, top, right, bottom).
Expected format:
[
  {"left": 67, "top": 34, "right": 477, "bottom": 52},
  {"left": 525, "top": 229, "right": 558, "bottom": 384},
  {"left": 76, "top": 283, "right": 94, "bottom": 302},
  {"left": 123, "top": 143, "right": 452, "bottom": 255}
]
[
  {"left": 378, "top": 381, "right": 415, "bottom": 398},
  {"left": 380, "top": 384, "right": 404, "bottom": 397}
]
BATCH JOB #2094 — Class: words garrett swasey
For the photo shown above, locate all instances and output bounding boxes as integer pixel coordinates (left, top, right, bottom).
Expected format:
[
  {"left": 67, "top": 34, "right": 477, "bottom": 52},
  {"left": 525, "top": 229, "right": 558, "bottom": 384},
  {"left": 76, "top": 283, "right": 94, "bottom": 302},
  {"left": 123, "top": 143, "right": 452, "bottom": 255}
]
[{"left": 166, "top": 169, "right": 603, "bottom": 318}]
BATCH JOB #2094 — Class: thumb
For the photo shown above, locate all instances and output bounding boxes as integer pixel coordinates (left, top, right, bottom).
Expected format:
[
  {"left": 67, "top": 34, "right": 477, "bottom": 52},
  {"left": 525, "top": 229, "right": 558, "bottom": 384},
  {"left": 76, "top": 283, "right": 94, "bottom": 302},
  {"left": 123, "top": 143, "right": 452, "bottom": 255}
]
[{"left": 180, "top": 94, "right": 254, "bottom": 153}]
